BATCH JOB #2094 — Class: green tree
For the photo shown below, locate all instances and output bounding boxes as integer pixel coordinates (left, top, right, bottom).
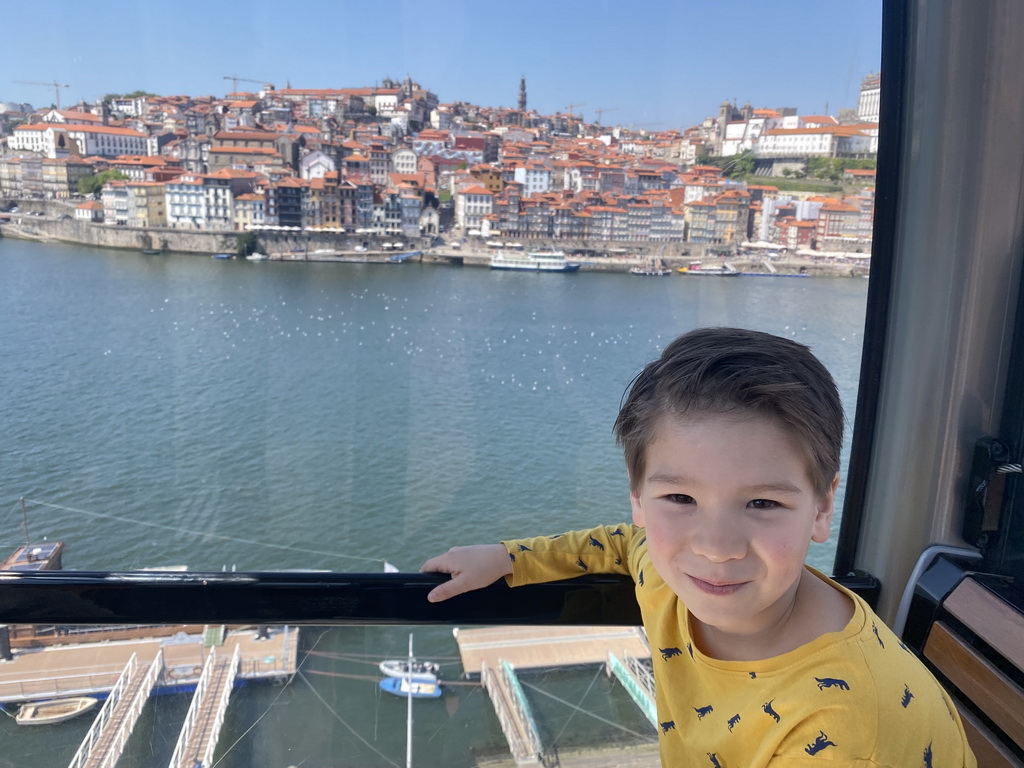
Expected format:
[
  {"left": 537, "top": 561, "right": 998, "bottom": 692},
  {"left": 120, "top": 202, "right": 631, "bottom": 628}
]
[
  {"left": 102, "top": 90, "right": 158, "bottom": 102},
  {"left": 77, "top": 169, "right": 129, "bottom": 196},
  {"left": 236, "top": 231, "right": 260, "bottom": 257},
  {"left": 694, "top": 151, "right": 754, "bottom": 179},
  {"left": 725, "top": 151, "right": 755, "bottom": 177}
]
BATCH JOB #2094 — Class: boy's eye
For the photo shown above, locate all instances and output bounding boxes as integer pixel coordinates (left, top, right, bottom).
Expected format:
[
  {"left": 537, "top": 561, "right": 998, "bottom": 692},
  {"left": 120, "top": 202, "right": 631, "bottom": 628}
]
[
  {"left": 748, "top": 499, "right": 782, "bottom": 510},
  {"left": 663, "top": 494, "right": 695, "bottom": 505}
]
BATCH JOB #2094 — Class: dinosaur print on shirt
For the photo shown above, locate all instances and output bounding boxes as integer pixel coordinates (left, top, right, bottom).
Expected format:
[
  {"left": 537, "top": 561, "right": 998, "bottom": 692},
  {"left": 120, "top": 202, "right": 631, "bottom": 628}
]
[
  {"left": 805, "top": 730, "right": 837, "bottom": 755},
  {"left": 901, "top": 685, "right": 914, "bottom": 708},
  {"left": 815, "top": 676, "right": 850, "bottom": 690}
]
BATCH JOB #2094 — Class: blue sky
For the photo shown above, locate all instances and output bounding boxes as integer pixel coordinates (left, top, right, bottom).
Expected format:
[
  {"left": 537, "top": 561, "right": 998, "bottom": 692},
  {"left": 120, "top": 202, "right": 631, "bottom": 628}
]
[{"left": 3, "top": 0, "right": 881, "bottom": 130}]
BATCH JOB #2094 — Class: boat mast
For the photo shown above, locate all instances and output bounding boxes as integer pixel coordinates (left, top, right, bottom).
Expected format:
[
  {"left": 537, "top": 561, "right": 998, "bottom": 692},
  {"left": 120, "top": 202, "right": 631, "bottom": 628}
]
[{"left": 406, "top": 632, "right": 413, "bottom": 768}]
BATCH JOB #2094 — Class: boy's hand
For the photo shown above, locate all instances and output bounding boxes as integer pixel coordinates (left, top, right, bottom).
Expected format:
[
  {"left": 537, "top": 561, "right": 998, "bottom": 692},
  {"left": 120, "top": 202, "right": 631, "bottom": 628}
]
[{"left": 420, "top": 544, "right": 513, "bottom": 603}]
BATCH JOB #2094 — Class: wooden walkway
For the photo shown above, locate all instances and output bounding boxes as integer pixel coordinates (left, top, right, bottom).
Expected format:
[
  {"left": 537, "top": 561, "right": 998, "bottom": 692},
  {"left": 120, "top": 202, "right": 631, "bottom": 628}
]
[
  {"left": 169, "top": 645, "right": 241, "bottom": 768},
  {"left": 68, "top": 651, "right": 164, "bottom": 768},
  {"left": 454, "top": 625, "right": 650, "bottom": 677}
]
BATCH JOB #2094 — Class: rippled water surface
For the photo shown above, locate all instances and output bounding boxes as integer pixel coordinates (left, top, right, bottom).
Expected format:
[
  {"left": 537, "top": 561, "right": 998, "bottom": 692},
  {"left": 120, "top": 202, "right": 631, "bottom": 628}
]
[{"left": 0, "top": 240, "right": 868, "bottom": 766}]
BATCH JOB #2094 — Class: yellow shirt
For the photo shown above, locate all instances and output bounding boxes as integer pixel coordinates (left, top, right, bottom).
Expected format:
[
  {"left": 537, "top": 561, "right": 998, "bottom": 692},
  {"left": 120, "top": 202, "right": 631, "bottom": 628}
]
[{"left": 504, "top": 524, "right": 976, "bottom": 768}]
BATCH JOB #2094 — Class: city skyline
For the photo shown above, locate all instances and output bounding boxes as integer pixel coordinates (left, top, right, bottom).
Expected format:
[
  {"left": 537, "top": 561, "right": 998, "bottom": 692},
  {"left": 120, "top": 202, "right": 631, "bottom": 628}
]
[{"left": 4, "top": 0, "right": 882, "bottom": 130}]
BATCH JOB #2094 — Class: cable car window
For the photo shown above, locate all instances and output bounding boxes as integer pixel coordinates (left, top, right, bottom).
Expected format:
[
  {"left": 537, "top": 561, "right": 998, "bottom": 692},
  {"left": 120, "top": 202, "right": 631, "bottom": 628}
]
[{"left": 1, "top": 3, "right": 883, "bottom": 765}]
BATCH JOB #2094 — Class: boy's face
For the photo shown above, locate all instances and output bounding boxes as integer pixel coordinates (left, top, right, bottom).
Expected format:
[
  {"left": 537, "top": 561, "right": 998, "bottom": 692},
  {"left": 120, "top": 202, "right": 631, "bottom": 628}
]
[{"left": 630, "top": 413, "right": 837, "bottom": 646}]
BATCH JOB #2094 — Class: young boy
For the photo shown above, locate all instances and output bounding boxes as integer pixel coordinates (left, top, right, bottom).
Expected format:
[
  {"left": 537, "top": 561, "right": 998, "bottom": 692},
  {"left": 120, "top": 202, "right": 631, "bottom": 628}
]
[{"left": 421, "top": 327, "right": 975, "bottom": 768}]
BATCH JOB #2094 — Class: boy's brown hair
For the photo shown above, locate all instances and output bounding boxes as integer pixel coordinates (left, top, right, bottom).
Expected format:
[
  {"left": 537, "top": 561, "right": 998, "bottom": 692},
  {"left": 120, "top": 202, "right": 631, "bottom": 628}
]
[{"left": 614, "top": 327, "right": 844, "bottom": 497}]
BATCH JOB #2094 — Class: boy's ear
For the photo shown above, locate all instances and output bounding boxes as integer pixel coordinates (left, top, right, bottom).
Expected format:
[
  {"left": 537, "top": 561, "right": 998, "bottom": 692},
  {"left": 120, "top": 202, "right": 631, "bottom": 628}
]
[
  {"left": 811, "top": 473, "right": 841, "bottom": 544},
  {"left": 630, "top": 489, "right": 646, "bottom": 527}
]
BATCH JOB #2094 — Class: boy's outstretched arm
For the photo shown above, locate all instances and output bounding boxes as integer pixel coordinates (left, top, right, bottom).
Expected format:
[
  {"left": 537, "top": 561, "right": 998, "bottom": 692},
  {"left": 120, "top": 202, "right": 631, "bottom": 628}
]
[{"left": 420, "top": 544, "right": 513, "bottom": 603}]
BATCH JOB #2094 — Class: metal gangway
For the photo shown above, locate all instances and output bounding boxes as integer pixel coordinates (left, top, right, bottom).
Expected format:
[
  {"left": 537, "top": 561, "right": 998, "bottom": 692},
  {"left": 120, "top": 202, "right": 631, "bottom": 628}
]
[
  {"left": 481, "top": 659, "right": 547, "bottom": 767},
  {"left": 67, "top": 650, "right": 163, "bottom": 768},
  {"left": 168, "top": 643, "right": 241, "bottom": 768},
  {"left": 607, "top": 650, "right": 657, "bottom": 727}
]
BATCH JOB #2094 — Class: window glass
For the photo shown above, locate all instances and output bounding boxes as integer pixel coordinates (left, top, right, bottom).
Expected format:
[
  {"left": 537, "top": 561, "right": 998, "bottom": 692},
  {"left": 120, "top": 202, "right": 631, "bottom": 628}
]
[{"left": 1, "top": 3, "right": 881, "bottom": 765}]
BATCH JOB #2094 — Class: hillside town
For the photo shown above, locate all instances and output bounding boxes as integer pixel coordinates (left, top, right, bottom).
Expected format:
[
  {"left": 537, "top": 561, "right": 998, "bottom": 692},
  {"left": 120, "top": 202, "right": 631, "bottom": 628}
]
[{"left": 0, "top": 74, "right": 879, "bottom": 253}]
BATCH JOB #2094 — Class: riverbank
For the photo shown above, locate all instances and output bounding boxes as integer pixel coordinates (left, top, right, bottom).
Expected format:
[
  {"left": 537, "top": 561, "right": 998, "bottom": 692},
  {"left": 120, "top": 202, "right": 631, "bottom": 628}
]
[{"left": 0, "top": 214, "right": 868, "bottom": 277}]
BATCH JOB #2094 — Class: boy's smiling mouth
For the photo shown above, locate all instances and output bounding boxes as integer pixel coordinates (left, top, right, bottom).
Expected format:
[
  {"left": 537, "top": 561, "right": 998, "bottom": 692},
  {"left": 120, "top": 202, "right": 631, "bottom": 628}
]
[{"left": 688, "top": 575, "right": 749, "bottom": 595}]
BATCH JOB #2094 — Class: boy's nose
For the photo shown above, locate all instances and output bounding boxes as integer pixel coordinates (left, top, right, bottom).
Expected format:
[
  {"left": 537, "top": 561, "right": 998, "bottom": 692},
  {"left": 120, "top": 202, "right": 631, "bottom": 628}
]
[{"left": 690, "top": 514, "right": 747, "bottom": 561}]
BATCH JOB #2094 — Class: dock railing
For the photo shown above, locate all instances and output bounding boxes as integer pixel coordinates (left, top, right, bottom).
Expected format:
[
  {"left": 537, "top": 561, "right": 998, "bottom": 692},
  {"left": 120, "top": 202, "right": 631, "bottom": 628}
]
[
  {"left": 168, "top": 643, "right": 240, "bottom": 768},
  {"left": 481, "top": 658, "right": 546, "bottom": 767},
  {"left": 67, "top": 649, "right": 163, "bottom": 768},
  {"left": 607, "top": 650, "right": 656, "bottom": 726}
]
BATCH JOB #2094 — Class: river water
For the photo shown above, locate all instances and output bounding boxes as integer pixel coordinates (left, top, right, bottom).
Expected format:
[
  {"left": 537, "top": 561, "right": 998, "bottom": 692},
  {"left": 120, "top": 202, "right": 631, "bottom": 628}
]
[{"left": 0, "top": 239, "right": 868, "bottom": 767}]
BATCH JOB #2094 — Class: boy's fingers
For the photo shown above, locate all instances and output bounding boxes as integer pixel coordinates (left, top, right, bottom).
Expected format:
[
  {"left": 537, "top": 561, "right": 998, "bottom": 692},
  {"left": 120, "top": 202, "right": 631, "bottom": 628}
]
[
  {"left": 426, "top": 575, "right": 468, "bottom": 603},
  {"left": 426, "top": 582, "right": 452, "bottom": 603},
  {"left": 419, "top": 558, "right": 439, "bottom": 574}
]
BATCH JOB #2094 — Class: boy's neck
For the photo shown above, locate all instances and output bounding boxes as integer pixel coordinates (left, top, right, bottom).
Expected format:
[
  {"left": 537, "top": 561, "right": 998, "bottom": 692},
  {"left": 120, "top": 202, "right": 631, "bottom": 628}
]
[{"left": 690, "top": 569, "right": 854, "bottom": 661}]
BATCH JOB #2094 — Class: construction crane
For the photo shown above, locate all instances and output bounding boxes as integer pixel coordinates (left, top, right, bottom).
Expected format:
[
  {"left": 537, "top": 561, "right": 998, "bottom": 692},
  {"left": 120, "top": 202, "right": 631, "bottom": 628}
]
[
  {"left": 564, "top": 102, "right": 585, "bottom": 120},
  {"left": 594, "top": 107, "right": 617, "bottom": 126},
  {"left": 223, "top": 75, "right": 267, "bottom": 93},
  {"left": 14, "top": 80, "right": 69, "bottom": 109}
]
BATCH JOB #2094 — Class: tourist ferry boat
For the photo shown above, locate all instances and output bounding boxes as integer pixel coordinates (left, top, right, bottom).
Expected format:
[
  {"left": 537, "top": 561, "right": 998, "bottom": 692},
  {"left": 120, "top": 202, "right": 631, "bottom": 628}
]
[
  {"left": 676, "top": 260, "right": 741, "bottom": 276},
  {"left": 489, "top": 250, "right": 580, "bottom": 272}
]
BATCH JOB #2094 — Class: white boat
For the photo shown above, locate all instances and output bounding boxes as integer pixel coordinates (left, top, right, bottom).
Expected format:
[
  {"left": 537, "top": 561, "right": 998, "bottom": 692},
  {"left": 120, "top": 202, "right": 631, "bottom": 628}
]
[
  {"left": 245, "top": 252, "right": 269, "bottom": 261},
  {"left": 630, "top": 257, "right": 672, "bottom": 276},
  {"left": 379, "top": 658, "right": 440, "bottom": 680},
  {"left": 676, "top": 260, "right": 741, "bottom": 277},
  {"left": 379, "top": 675, "right": 442, "bottom": 699},
  {"left": 15, "top": 696, "right": 99, "bottom": 725},
  {"left": 490, "top": 250, "right": 580, "bottom": 272}
]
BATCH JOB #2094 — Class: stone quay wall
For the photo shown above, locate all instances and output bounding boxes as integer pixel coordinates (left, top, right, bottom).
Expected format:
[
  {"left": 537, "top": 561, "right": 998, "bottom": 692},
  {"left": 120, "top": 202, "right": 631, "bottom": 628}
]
[{"left": 0, "top": 215, "right": 430, "bottom": 256}]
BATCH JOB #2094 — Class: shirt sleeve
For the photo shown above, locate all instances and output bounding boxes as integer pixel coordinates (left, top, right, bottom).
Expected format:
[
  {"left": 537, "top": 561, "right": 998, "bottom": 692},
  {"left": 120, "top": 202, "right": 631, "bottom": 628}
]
[{"left": 502, "top": 524, "right": 640, "bottom": 587}]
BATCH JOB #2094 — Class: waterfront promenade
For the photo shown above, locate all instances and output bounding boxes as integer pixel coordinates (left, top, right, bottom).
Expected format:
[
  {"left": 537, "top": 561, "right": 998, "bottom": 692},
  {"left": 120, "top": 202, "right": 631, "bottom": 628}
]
[
  {"left": 0, "top": 198, "right": 867, "bottom": 276},
  {"left": 0, "top": 217, "right": 862, "bottom": 276}
]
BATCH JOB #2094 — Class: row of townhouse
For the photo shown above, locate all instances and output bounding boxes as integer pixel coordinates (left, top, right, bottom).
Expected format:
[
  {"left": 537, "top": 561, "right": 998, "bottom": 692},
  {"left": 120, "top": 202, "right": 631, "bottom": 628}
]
[
  {"left": 750, "top": 188, "right": 875, "bottom": 252},
  {"left": 461, "top": 185, "right": 742, "bottom": 244},
  {"left": 0, "top": 154, "right": 99, "bottom": 198},
  {"left": 458, "top": 180, "right": 874, "bottom": 249},
  {"left": 91, "top": 168, "right": 434, "bottom": 236}
]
